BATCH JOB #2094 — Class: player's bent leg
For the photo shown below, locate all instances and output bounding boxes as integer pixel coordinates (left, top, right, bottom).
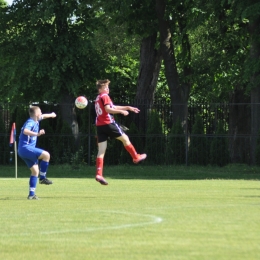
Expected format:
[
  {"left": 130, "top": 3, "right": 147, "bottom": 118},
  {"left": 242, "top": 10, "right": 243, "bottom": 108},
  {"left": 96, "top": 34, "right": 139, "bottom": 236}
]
[
  {"left": 116, "top": 134, "right": 131, "bottom": 146},
  {"left": 38, "top": 151, "right": 50, "bottom": 161},
  {"left": 38, "top": 151, "right": 53, "bottom": 185},
  {"left": 117, "top": 135, "right": 147, "bottom": 163}
]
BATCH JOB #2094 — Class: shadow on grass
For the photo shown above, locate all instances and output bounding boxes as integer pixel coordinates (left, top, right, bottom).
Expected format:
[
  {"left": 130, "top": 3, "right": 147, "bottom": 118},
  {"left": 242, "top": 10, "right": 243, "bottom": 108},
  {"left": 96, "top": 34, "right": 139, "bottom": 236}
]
[{"left": 1, "top": 164, "right": 260, "bottom": 180}]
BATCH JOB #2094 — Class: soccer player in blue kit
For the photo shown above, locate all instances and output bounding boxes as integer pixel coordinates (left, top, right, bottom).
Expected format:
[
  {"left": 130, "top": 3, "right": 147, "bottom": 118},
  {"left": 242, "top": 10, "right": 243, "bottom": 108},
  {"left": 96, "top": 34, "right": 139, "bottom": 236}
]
[{"left": 18, "top": 106, "right": 56, "bottom": 200}]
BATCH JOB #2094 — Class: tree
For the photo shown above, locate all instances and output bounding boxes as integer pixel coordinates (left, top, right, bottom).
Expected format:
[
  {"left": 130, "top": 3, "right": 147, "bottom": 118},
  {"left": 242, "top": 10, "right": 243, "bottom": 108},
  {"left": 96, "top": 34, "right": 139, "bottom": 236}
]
[
  {"left": 244, "top": 2, "right": 260, "bottom": 164},
  {"left": 91, "top": 20, "right": 142, "bottom": 101},
  {"left": 156, "top": 0, "right": 191, "bottom": 126},
  {"left": 97, "top": 0, "right": 162, "bottom": 133},
  {"left": 0, "top": 0, "right": 7, "bottom": 8},
  {"left": 187, "top": 0, "right": 252, "bottom": 164},
  {"left": 0, "top": 0, "right": 105, "bottom": 135}
]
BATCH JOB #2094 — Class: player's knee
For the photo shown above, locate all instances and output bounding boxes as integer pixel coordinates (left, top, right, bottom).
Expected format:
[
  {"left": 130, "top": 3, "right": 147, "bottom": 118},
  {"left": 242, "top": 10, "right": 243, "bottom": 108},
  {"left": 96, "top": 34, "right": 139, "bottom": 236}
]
[
  {"left": 39, "top": 151, "right": 50, "bottom": 161},
  {"left": 121, "top": 134, "right": 130, "bottom": 146}
]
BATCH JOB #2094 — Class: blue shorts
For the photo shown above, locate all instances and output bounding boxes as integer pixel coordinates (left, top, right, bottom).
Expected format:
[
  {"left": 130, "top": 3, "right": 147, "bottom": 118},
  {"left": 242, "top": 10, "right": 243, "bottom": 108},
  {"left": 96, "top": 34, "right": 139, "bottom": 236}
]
[{"left": 18, "top": 146, "right": 44, "bottom": 168}]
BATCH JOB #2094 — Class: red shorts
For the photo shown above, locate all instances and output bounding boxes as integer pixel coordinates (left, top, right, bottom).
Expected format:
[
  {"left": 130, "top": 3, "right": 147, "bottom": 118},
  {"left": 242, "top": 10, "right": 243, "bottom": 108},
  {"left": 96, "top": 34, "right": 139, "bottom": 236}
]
[{"left": 96, "top": 122, "right": 125, "bottom": 143}]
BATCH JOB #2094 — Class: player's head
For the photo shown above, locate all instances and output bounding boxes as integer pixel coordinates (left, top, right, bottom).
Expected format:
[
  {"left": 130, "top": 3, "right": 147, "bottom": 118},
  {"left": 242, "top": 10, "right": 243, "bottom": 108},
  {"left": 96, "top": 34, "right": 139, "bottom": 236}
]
[
  {"left": 96, "top": 79, "right": 110, "bottom": 93},
  {"left": 29, "top": 106, "right": 42, "bottom": 118}
]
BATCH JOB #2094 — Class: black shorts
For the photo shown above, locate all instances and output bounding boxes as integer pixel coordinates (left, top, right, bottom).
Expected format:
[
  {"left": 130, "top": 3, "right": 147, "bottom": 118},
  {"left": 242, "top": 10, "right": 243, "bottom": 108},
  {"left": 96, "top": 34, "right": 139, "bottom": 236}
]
[{"left": 97, "top": 122, "right": 125, "bottom": 143}]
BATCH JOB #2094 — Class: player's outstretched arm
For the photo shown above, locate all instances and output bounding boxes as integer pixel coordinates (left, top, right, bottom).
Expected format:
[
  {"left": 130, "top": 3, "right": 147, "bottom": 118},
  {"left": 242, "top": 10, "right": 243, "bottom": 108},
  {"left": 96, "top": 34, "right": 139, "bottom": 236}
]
[
  {"left": 42, "top": 112, "right": 57, "bottom": 119},
  {"left": 114, "top": 105, "right": 140, "bottom": 113},
  {"left": 105, "top": 106, "right": 129, "bottom": 116}
]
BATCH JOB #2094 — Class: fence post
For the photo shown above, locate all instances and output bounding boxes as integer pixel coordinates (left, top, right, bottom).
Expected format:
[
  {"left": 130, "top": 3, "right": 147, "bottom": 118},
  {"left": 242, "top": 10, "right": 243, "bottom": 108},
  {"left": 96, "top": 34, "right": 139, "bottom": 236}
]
[
  {"left": 88, "top": 101, "right": 92, "bottom": 166},
  {"left": 185, "top": 125, "right": 189, "bottom": 166}
]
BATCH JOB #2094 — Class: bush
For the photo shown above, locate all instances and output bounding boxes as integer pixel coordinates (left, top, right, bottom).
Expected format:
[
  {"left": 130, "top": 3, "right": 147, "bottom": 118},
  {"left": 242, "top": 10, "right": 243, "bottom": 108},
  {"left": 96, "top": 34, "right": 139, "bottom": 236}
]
[
  {"left": 166, "top": 119, "right": 186, "bottom": 165},
  {"left": 0, "top": 115, "right": 9, "bottom": 165},
  {"left": 188, "top": 114, "right": 209, "bottom": 165},
  {"left": 256, "top": 129, "right": 260, "bottom": 166},
  {"left": 145, "top": 110, "right": 165, "bottom": 164},
  {"left": 210, "top": 121, "right": 229, "bottom": 166}
]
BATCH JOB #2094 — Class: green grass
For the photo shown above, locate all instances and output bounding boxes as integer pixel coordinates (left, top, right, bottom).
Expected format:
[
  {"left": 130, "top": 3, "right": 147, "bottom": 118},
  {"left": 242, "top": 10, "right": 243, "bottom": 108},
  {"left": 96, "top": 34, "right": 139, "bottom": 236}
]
[
  {"left": 0, "top": 165, "right": 260, "bottom": 260},
  {"left": 2, "top": 163, "right": 260, "bottom": 180}
]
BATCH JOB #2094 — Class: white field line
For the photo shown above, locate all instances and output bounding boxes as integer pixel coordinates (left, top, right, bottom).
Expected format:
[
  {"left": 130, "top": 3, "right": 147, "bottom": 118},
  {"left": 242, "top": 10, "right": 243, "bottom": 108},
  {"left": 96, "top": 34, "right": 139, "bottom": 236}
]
[
  {"left": 40, "top": 211, "right": 163, "bottom": 235},
  {"left": 0, "top": 210, "right": 163, "bottom": 237}
]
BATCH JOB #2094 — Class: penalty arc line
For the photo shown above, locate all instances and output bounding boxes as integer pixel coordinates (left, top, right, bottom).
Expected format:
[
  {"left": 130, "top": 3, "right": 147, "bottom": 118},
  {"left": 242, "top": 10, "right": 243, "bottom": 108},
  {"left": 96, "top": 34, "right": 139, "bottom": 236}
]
[
  {"left": 0, "top": 211, "right": 163, "bottom": 237},
  {"left": 40, "top": 210, "right": 163, "bottom": 235}
]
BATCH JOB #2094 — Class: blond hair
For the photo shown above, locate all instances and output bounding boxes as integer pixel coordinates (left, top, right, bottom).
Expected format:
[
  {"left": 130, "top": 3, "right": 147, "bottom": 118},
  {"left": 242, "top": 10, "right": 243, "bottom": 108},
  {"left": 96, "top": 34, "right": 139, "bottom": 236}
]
[
  {"left": 96, "top": 79, "right": 110, "bottom": 91},
  {"left": 29, "top": 106, "right": 40, "bottom": 117}
]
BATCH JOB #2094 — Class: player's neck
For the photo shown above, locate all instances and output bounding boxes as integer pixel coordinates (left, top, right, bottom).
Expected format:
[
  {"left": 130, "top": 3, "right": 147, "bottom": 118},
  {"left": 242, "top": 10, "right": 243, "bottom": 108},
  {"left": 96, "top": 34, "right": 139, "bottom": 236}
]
[{"left": 31, "top": 116, "right": 38, "bottom": 122}]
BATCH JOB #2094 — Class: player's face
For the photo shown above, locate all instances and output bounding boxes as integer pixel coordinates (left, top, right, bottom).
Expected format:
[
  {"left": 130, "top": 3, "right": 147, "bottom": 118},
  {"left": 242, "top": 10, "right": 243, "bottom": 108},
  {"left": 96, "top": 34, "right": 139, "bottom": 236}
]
[
  {"left": 100, "top": 84, "right": 109, "bottom": 94},
  {"left": 35, "top": 108, "right": 42, "bottom": 120}
]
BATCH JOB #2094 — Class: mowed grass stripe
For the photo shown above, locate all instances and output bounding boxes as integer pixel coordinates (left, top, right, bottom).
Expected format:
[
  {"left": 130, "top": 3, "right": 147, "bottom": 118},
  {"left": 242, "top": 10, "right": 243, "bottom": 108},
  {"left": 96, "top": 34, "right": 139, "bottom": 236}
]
[{"left": 0, "top": 177, "right": 259, "bottom": 260}]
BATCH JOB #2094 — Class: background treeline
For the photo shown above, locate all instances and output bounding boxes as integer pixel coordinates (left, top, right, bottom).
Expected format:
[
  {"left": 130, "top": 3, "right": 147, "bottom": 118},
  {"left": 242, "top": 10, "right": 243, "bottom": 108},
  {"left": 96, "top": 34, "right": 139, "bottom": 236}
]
[{"left": 1, "top": 0, "right": 260, "bottom": 166}]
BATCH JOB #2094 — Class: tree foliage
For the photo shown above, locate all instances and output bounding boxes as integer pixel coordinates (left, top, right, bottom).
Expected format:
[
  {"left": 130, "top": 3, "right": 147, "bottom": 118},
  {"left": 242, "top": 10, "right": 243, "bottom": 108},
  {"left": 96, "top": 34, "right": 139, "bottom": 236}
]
[
  {"left": 0, "top": 0, "right": 105, "bottom": 103},
  {"left": 1, "top": 0, "right": 260, "bottom": 165}
]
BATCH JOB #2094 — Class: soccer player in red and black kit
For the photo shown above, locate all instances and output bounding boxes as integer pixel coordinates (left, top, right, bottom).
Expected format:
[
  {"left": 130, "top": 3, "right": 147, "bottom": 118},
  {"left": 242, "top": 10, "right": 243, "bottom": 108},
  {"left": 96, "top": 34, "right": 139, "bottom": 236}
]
[{"left": 94, "top": 79, "right": 147, "bottom": 185}]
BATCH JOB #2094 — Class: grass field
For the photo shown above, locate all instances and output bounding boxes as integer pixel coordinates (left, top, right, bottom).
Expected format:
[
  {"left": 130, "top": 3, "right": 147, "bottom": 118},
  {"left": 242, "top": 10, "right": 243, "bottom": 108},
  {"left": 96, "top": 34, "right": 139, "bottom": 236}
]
[{"left": 0, "top": 164, "right": 260, "bottom": 260}]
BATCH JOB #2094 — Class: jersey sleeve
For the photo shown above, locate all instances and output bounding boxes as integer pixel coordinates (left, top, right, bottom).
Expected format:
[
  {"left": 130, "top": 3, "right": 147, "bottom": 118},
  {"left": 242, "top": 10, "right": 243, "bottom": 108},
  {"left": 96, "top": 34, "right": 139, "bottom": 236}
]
[
  {"left": 101, "top": 94, "right": 112, "bottom": 107},
  {"left": 24, "top": 120, "right": 35, "bottom": 130}
]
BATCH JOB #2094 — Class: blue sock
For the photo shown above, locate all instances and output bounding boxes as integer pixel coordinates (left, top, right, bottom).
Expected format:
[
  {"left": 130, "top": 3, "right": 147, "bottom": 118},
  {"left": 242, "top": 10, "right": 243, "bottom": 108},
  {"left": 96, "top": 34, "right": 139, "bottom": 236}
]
[
  {"left": 39, "top": 161, "right": 49, "bottom": 180},
  {"left": 29, "top": 176, "right": 38, "bottom": 196}
]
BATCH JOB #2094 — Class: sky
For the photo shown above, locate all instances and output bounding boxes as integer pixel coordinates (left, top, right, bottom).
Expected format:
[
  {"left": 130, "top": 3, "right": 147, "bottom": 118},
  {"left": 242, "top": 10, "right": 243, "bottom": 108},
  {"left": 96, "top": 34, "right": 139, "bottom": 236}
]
[{"left": 6, "top": 0, "right": 13, "bottom": 5}]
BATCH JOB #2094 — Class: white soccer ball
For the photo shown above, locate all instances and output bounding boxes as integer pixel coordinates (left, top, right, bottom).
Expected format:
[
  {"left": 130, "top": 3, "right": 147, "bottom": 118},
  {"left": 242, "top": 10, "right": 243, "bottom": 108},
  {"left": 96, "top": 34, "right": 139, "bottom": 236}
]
[{"left": 75, "top": 96, "right": 88, "bottom": 109}]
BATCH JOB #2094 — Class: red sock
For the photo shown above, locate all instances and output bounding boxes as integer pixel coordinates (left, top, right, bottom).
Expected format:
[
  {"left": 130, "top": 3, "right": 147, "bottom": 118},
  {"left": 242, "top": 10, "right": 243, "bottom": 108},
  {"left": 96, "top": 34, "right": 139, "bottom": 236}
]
[
  {"left": 124, "top": 144, "right": 138, "bottom": 159},
  {"left": 96, "top": 157, "right": 103, "bottom": 176}
]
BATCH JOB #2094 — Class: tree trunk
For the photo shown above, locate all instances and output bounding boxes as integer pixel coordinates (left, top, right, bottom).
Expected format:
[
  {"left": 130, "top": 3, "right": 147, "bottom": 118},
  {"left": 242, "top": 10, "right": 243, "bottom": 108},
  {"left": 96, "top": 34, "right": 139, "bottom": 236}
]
[
  {"left": 228, "top": 85, "right": 250, "bottom": 164},
  {"left": 155, "top": 0, "right": 190, "bottom": 125},
  {"left": 249, "top": 16, "right": 260, "bottom": 165},
  {"left": 134, "top": 33, "right": 162, "bottom": 132}
]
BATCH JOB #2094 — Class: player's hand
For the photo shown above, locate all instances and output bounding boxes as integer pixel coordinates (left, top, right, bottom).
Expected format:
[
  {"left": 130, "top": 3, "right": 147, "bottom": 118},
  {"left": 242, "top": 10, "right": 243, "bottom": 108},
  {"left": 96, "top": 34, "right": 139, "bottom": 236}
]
[
  {"left": 121, "top": 111, "right": 129, "bottom": 116},
  {"left": 38, "top": 129, "right": 45, "bottom": 136},
  {"left": 131, "top": 107, "right": 140, "bottom": 113},
  {"left": 51, "top": 112, "right": 56, "bottom": 118}
]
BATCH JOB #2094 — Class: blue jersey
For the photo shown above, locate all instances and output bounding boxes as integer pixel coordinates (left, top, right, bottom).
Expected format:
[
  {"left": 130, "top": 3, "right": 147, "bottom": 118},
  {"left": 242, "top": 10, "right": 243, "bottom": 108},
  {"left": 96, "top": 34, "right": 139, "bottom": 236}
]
[{"left": 18, "top": 118, "right": 41, "bottom": 148}]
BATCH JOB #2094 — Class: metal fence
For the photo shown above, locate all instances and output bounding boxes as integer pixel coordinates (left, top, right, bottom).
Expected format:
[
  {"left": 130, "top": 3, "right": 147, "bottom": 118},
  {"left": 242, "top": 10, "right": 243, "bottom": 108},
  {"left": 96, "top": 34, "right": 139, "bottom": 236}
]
[{"left": 0, "top": 101, "right": 257, "bottom": 166}]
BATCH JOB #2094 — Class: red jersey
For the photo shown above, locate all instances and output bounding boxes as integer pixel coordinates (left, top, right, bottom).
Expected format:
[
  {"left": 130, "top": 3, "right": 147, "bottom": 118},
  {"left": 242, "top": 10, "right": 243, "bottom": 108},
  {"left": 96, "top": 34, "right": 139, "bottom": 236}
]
[{"left": 95, "top": 92, "right": 115, "bottom": 126}]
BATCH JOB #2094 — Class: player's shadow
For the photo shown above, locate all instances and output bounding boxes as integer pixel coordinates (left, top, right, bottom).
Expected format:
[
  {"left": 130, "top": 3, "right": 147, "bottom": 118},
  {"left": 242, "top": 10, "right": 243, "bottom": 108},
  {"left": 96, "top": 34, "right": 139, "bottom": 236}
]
[{"left": 0, "top": 197, "right": 26, "bottom": 200}]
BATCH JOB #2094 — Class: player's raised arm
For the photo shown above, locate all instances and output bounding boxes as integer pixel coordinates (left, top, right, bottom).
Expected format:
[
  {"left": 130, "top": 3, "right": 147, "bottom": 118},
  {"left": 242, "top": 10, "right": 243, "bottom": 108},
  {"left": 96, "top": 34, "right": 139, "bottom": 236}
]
[{"left": 42, "top": 112, "right": 57, "bottom": 119}]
